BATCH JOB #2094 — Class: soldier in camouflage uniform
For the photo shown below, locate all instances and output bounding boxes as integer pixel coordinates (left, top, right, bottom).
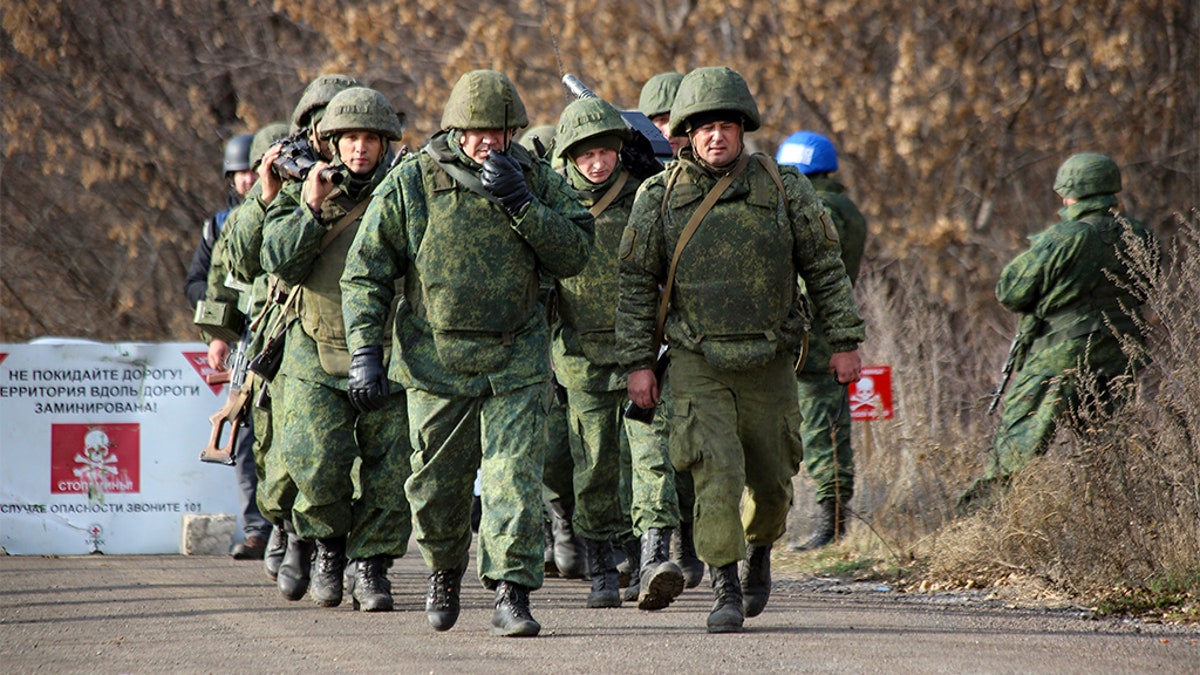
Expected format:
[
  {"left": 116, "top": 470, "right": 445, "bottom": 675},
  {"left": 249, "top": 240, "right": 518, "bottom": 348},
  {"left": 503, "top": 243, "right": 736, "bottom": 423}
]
[
  {"left": 617, "top": 66, "right": 865, "bottom": 633},
  {"left": 260, "top": 87, "right": 411, "bottom": 612},
  {"left": 551, "top": 97, "right": 685, "bottom": 610},
  {"left": 340, "top": 70, "right": 594, "bottom": 637},
  {"left": 963, "top": 153, "right": 1154, "bottom": 506},
  {"left": 638, "top": 72, "right": 687, "bottom": 158},
  {"left": 775, "top": 131, "right": 868, "bottom": 551},
  {"left": 224, "top": 74, "right": 362, "bottom": 594}
]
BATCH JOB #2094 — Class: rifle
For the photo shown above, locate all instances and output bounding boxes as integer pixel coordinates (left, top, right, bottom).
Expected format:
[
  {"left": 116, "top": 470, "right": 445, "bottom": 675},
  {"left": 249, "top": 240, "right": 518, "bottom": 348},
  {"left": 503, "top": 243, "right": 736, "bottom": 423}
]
[
  {"left": 200, "top": 322, "right": 252, "bottom": 465},
  {"left": 623, "top": 347, "right": 671, "bottom": 424},
  {"left": 987, "top": 314, "right": 1041, "bottom": 415},
  {"left": 561, "top": 74, "right": 673, "bottom": 180},
  {"left": 271, "top": 129, "right": 345, "bottom": 186}
]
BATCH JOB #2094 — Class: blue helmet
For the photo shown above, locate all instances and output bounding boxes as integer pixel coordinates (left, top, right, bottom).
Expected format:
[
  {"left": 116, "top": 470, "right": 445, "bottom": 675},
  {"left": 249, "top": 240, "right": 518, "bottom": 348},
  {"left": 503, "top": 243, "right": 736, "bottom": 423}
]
[{"left": 775, "top": 130, "right": 838, "bottom": 174}]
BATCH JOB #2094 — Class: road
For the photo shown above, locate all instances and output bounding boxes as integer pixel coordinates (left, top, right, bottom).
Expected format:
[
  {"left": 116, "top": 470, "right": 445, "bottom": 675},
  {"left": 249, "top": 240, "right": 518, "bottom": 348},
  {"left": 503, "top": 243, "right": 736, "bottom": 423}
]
[{"left": 1, "top": 547, "right": 1196, "bottom": 673}]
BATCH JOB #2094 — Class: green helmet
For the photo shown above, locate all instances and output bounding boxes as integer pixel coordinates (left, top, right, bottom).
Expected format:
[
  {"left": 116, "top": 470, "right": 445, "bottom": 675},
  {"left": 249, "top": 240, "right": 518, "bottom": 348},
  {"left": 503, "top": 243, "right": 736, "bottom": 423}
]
[
  {"left": 291, "top": 74, "right": 361, "bottom": 130},
  {"left": 554, "top": 98, "right": 631, "bottom": 160},
  {"left": 669, "top": 66, "right": 761, "bottom": 137},
  {"left": 1053, "top": 152, "right": 1122, "bottom": 198},
  {"left": 249, "top": 122, "right": 289, "bottom": 169},
  {"left": 638, "top": 72, "right": 684, "bottom": 119},
  {"left": 440, "top": 69, "right": 528, "bottom": 131},
  {"left": 318, "top": 87, "right": 405, "bottom": 142}
]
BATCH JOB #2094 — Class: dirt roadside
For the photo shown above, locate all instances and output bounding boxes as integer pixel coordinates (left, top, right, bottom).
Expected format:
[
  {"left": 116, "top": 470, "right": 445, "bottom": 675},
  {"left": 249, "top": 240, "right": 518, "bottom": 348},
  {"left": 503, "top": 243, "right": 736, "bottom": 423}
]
[{"left": 2, "top": 548, "right": 1196, "bottom": 674}]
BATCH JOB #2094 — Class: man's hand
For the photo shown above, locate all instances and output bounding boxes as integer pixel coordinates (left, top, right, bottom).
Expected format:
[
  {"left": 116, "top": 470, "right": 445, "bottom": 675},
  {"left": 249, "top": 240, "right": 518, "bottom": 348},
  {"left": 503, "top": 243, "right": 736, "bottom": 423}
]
[
  {"left": 347, "top": 345, "right": 389, "bottom": 412},
  {"left": 304, "top": 160, "right": 337, "bottom": 213},
  {"left": 481, "top": 151, "right": 534, "bottom": 218},
  {"left": 207, "top": 339, "right": 231, "bottom": 371},
  {"left": 258, "top": 145, "right": 284, "bottom": 205},
  {"left": 627, "top": 368, "right": 660, "bottom": 410},
  {"left": 829, "top": 349, "right": 862, "bottom": 384}
]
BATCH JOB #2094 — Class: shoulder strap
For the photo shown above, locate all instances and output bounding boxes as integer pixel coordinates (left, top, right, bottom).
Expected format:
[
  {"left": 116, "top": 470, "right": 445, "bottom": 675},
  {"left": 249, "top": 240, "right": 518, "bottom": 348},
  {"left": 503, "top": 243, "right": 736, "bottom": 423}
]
[
  {"left": 589, "top": 169, "right": 630, "bottom": 218},
  {"left": 422, "top": 146, "right": 503, "bottom": 206},
  {"left": 652, "top": 152, "right": 750, "bottom": 348},
  {"left": 319, "top": 196, "right": 371, "bottom": 250}
]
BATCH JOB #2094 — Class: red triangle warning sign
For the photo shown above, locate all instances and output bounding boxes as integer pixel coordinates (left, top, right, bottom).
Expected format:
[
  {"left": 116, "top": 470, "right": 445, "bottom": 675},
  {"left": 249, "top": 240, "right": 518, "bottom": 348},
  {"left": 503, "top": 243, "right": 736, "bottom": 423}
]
[{"left": 183, "top": 351, "right": 227, "bottom": 396}]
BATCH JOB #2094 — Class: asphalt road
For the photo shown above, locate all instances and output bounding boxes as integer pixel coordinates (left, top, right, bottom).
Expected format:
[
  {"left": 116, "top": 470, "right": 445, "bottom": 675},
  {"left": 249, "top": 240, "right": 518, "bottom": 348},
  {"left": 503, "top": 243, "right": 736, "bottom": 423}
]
[{"left": 2, "top": 548, "right": 1196, "bottom": 673}]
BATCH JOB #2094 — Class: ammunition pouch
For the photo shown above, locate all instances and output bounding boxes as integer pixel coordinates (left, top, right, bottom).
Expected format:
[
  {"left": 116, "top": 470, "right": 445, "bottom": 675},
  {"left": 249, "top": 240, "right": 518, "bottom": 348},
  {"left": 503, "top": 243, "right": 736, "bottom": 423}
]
[
  {"left": 194, "top": 300, "right": 245, "bottom": 344},
  {"left": 247, "top": 326, "right": 287, "bottom": 382}
]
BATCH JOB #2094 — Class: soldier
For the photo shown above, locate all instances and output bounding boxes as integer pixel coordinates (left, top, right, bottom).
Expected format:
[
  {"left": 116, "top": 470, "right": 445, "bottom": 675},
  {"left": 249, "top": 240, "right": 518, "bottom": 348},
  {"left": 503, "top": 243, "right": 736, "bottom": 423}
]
[
  {"left": 340, "top": 69, "right": 594, "bottom": 637},
  {"left": 637, "top": 72, "right": 687, "bottom": 158},
  {"left": 224, "top": 74, "right": 362, "bottom": 594},
  {"left": 551, "top": 97, "right": 686, "bottom": 610},
  {"left": 962, "top": 153, "right": 1155, "bottom": 508},
  {"left": 259, "top": 86, "right": 412, "bottom": 612},
  {"left": 775, "top": 130, "right": 868, "bottom": 550},
  {"left": 617, "top": 66, "right": 865, "bottom": 633}
]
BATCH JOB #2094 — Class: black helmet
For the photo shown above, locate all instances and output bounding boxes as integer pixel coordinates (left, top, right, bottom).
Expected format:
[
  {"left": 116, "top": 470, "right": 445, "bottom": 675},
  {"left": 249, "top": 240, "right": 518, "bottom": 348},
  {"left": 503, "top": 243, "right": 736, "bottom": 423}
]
[{"left": 223, "top": 134, "right": 254, "bottom": 173}]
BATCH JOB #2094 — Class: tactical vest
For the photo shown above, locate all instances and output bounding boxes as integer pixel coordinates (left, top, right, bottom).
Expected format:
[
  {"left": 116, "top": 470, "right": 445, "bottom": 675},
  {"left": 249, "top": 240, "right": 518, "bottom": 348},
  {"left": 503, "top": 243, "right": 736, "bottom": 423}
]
[
  {"left": 664, "top": 155, "right": 798, "bottom": 370},
  {"left": 404, "top": 151, "right": 539, "bottom": 374}
]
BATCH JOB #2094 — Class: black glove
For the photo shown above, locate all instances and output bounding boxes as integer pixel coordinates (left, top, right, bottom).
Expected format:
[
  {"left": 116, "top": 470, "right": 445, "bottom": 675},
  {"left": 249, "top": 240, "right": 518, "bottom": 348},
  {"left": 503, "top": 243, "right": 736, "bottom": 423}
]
[
  {"left": 347, "top": 345, "right": 388, "bottom": 413},
  {"left": 481, "top": 150, "right": 534, "bottom": 218}
]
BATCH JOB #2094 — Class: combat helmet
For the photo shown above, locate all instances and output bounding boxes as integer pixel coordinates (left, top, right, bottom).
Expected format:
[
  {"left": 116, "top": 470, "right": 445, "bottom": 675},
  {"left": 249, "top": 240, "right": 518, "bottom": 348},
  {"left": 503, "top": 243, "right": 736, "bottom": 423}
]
[
  {"left": 319, "top": 87, "right": 406, "bottom": 142},
  {"left": 249, "top": 122, "right": 290, "bottom": 169},
  {"left": 440, "top": 70, "right": 528, "bottom": 131},
  {"left": 554, "top": 98, "right": 631, "bottom": 161},
  {"left": 669, "top": 66, "right": 761, "bottom": 137},
  {"left": 637, "top": 72, "right": 684, "bottom": 119},
  {"left": 223, "top": 134, "right": 254, "bottom": 174},
  {"left": 1053, "top": 152, "right": 1122, "bottom": 199},
  {"left": 291, "top": 74, "right": 362, "bottom": 131},
  {"left": 776, "top": 131, "right": 838, "bottom": 175}
]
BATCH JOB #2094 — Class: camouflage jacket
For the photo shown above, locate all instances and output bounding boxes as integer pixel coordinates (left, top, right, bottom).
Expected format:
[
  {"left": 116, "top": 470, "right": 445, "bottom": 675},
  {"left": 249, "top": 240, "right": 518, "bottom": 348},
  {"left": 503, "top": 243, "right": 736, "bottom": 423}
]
[
  {"left": 617, "top": 149, "right": 865, "bottom": 373},
  {"left": 552, "top": 163, "right": 642, "bottom": 392},
  {"left": 996, "top": 194, "right": 1155, "bottom": 376},
  {"left": 800, "top": 176, "right": 869, "bottom": 373},
  {"left": 341, "top": 134, "right": 594, "bottom": 397}
]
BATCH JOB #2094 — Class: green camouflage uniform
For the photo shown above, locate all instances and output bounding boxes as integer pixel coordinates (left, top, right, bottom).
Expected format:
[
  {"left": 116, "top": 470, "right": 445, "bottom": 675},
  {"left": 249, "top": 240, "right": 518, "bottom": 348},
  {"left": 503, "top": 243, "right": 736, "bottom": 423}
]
[
  {"left": 617, "top": 148, "right": 865, "bottom": 568},
  {"left": 260, "top": 166, "right": 413, "bottom": 560},
  {"left": 341, "top": 132, "right": 593, "bottom": 590},
  {"left": 988, "top": 193, "right": 1153, "bottom": 480},
  {"left": 796, "top": 175, "right": 868, "bottom": 504}
]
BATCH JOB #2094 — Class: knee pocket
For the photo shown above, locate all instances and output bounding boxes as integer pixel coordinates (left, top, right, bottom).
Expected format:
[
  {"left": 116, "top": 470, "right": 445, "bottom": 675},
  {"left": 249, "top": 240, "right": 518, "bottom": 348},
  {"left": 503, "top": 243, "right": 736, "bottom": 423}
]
[{"left": 668, "top": 397, "right": 702, "bottom": 471}]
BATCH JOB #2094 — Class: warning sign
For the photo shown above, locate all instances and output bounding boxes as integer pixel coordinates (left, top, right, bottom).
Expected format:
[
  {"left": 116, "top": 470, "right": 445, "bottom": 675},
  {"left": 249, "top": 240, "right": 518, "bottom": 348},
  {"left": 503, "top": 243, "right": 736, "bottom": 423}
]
[{"left": 849, "top": 365, "right": 894, "bottom": 421}]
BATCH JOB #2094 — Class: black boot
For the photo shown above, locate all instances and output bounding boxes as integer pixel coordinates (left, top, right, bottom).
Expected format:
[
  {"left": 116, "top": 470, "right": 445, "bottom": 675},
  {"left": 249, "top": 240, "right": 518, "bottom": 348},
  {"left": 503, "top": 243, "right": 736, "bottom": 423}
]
[
  {"left": 741, "top": 543, "right": 772, "bottom": 617},
  {"left": 548, "top": 500, "right": 585, "bottom": 579},
  {"left": 618, "top": 537, "right": 641, "bottom": 602},
  {"left": 276, "top": 520, "right": 313, "bottom": 601},
  {"left": 310, "top": 536, "right": 347, "bottom": 607},
  {"left": 263, "top": 525, "right": 286, "bottom": 581},
  {"left": 543, "top": 520, "right": 559, "bottom": 577},
  {"left": 582, "top": 537, "right": 621, "bottom": 608},
  {"left": 351, "top": 555, "right": 393, "bottom": 612},
  {"left": 792, "top": 498, "right": 843, "bottom": 551},
  {"left": 637, "top": 528, "right": 685, "bottom": 611},
  {"left": 672, "top": 521, "right": 705, "bottom": 589},
  {"left": 491, "top": 581, "right": 541, "bottom": 637},
  {"left": 707, "top": 562, "right": 745, "bottom": 633},
  {"left": 426, "top": 556, "right": 468, "bottom": 631}
]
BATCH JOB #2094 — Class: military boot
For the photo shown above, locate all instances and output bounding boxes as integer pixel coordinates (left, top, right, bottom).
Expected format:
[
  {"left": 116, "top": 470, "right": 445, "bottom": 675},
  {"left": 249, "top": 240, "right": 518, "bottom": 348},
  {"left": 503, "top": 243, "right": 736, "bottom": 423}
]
[
  {"left": 618, "top": 537, "right": 641, "bottom": 602},
  {"left": 637, "top": 528, "right": 685, "bottom": 611},
  {"left": 582, "top": 537, "right": 621, "bottom": 608},
  {"left": 426, "top": 556, "right": 468, "bottom": 631},
  {"left": 548, "top": 500, "right": 585, "bottom": 579},
  {"left": 707, "top": 562, "right": 745, "bottom": 633},
  {"left": 263, "top": 525, "right": 286, "bottom": 581},
  {"left": 672, "top": 521, "right": 705, "bottom": 588},
  {"left": 791, "top": 498, "right": 844, "bottom": 551},
  {"left": 276, "top": 520, "right": 314, "bottom": 601},
  {"left": 309, "top": 535, "right": 347, "bottom": 607},
  {"left": 491, "top": 581, "right": 541, "bottom": 637},
  {"left": 741, "top": 543, "right": 772, "bottom": 617},
  {"left": 351, "top": 556, "right": 393, "bottom": 612}
]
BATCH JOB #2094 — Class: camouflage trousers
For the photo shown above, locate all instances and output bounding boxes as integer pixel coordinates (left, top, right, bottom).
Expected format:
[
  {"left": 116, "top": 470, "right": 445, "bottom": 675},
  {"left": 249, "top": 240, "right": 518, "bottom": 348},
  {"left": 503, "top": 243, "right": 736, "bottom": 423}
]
[
  {"left": 277, "top": 377, "right": 412, "bottom": 559},
  {"left": 619, "top": 383, "right": 681, "bottom": 537},
  {"left": 542, "top": 390, "right": 574, "bottom": 512},
  {"left": 562, "top": 388, "right": 627, "bottom": 541},
  {"left": 796, "top": 371, "right": 854, "bottom": 504},
  {"left": 256, "top": 375, "right": 298, "bottom": 526},
  {"left": 407, "top": 384, "right": 548, "bottom": 590},
  {"left": 669, "top": 349, "right": 802, "bottom": 568}
]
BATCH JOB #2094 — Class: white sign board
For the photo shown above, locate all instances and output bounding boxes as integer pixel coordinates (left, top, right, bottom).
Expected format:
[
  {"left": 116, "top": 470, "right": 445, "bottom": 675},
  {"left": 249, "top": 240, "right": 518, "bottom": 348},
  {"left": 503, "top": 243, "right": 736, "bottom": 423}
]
[{"left": 0, "top": 342, "right": 240, "bottom": 554}]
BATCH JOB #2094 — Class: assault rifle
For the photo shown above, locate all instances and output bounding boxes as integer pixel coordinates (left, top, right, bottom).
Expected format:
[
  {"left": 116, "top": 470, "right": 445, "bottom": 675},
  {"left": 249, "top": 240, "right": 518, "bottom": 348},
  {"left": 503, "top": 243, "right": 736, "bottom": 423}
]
[
  {"left": 987, "top": 314, "right": 1041, "bottom": 415},
  {"left": 271, "top": 130, "right": 345, "bottom": 185},
  {"left": 561, "top": 74, "right": 673, "bottom": 180},
  {"left": 200, "top": 323, "right": 252, "bottom": 465}
]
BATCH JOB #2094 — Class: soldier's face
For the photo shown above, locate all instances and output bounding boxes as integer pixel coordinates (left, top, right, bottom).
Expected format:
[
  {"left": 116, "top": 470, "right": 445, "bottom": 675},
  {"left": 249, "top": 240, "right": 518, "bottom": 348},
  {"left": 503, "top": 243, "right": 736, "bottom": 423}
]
[
  {"left": 460, "top": 129, "right": 512, "bottom": 163},
  {"left": 571, "top": 146, "right": 619, "bottom": 184},
  {"left": 691, "top": 120, "right": 742, "bottom": 167},
  {"left": 230, "top": 169, "right": 257, "bottom": 197},
  {"left": 337, "top": 131, "right": 384, "bottom": 175},
  {"left": 651, "top": 113, "right": 687, "bottom": 157}
]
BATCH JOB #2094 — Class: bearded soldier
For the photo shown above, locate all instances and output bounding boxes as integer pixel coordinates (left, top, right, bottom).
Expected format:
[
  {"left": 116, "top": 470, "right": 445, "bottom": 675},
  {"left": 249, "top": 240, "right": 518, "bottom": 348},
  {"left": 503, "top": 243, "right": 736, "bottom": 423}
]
[
  {"left": 962, "top": 153, "right": 1156, "bottom": 508},
  {"left": 340, "top": 70, "right": 594, "bottom": 637},
  {"left": 617, "top": 66, "right": 865, "bottom": 633}
]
